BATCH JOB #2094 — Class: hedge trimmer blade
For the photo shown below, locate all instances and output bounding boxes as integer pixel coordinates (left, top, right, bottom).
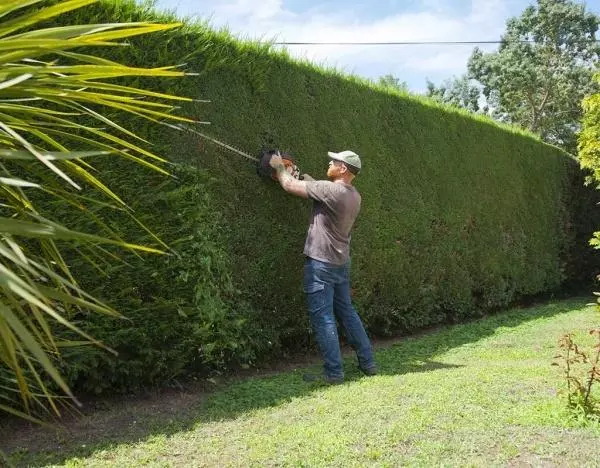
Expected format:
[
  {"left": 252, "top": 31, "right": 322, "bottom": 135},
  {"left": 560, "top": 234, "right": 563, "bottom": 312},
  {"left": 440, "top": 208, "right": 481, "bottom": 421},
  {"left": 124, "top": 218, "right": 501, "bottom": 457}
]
[
  {"left": 165, "top": 123, "right": 259, "bottom": 162},
  {"left": 166, "top": 123, "right": 302, "bottom": 180}
]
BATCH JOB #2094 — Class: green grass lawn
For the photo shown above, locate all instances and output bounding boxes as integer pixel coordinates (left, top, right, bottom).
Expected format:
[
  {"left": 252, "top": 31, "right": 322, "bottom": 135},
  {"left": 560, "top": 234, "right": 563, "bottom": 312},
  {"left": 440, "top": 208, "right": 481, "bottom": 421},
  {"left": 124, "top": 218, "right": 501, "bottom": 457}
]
[{"left": 5, "top": 297, "right": 600, "bottom": 467}]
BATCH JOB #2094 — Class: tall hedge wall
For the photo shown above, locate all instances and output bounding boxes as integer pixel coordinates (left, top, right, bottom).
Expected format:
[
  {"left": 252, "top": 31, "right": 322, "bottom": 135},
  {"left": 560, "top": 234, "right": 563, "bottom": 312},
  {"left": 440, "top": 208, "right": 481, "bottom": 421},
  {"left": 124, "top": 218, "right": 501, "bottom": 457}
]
[{"left": 38, "top": 0, "right": 599, "bottom": 394}]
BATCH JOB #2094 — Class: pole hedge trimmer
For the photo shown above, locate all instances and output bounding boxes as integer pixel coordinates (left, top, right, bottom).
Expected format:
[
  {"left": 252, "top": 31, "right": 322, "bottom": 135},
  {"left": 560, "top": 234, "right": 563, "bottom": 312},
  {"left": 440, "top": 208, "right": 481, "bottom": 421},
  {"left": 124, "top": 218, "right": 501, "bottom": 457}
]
[{"left": 166, "top": 123, "right": 302, "bottom": 180}]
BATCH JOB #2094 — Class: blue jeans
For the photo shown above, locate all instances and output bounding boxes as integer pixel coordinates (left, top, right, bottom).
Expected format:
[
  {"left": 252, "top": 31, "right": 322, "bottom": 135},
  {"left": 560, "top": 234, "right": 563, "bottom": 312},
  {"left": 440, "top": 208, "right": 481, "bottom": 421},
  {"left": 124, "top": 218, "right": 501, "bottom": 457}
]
[{"left": 303, "top": 257, "right": 376, "bottom": 380}]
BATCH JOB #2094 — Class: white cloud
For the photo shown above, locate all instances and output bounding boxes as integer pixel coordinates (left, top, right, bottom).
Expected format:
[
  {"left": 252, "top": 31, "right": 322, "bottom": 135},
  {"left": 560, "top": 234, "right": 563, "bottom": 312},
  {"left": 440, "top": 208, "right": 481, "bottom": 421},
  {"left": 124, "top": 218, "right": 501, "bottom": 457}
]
[
  {"left": 211, "top": 0, "right": 288, "bottom": 22},
  {"left": 154, "top": 0, "right": 523, "bottom": 90}
]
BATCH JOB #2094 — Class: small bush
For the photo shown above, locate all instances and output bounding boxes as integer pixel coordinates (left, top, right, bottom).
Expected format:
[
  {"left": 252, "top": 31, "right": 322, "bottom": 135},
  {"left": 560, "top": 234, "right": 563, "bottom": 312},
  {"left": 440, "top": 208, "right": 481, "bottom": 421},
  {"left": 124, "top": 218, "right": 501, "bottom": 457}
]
[{"left": 553, "top": 301, "right": 600, "bottom": 422}]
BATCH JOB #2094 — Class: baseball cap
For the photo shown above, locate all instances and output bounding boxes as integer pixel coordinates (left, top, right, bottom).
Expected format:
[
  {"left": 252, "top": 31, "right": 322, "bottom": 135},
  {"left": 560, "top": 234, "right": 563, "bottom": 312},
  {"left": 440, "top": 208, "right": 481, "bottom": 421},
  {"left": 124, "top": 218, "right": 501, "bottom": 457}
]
[{"left": 327, "top": 150, "right": 362, "bottom": 172}]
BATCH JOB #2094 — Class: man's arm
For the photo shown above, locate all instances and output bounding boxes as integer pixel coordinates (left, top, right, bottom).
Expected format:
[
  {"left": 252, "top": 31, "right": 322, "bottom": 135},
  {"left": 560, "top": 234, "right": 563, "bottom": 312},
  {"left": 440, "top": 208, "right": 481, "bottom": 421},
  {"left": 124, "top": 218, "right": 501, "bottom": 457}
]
[{"left": 270, "top": 155, "right": 309, "bottom": 198}]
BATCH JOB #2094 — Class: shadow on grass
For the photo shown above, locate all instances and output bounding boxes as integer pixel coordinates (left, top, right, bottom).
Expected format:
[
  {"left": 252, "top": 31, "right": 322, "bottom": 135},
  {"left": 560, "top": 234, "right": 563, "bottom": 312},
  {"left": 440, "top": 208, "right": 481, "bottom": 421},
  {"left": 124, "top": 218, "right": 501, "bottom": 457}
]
[{"left": 3, "top": 297, "right": 590, "bottom": 467}]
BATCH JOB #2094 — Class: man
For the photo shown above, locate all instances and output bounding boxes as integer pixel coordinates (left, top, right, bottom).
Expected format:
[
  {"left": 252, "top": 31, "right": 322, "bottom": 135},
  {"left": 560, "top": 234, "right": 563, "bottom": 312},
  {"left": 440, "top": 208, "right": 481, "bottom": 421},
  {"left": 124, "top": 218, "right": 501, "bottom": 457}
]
[{"left": 269, "top": 150, "right": 377, "bottom": 384}]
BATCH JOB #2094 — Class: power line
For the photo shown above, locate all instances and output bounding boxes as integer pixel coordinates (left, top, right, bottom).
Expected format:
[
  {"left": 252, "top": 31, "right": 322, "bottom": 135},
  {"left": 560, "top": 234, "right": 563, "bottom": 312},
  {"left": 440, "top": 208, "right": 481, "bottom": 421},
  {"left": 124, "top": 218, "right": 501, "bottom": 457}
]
[{"left": 271, "top": 40, "right": 600, "bottom": 46}]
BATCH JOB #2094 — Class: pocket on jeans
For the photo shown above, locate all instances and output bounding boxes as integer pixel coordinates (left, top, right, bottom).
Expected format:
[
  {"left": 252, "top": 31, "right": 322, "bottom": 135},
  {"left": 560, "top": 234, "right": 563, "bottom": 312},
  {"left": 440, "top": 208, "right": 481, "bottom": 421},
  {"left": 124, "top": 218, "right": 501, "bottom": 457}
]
[
  {"left": 304, "top": 282, "right": 326, "bottom": 311},
  {"left": 304, "top": 282, "right": 325, "bottom": 294}
]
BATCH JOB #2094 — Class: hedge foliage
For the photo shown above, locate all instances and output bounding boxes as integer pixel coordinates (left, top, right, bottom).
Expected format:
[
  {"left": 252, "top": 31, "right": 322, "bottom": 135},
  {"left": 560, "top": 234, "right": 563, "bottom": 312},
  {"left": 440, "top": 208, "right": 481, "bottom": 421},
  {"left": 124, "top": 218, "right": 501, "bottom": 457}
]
[{"left": 35, "top": 0, "right": 600, "bottom": 394}]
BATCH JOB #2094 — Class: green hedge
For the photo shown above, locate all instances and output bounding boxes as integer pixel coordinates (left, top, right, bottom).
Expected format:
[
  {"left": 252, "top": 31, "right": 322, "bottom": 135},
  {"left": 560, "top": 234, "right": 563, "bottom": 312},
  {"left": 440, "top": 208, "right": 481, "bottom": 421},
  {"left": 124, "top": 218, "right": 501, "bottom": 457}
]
[{"left": 36, "top": 0, "right": 600, "bottom": 394}]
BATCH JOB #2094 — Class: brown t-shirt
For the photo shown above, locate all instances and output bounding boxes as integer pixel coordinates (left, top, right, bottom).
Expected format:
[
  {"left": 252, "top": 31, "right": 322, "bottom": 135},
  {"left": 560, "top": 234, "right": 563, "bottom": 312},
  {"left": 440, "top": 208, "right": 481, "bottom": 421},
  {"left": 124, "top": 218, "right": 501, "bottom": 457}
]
[{"left": 304, "top": 180, "right": 361, "bottom": 265}]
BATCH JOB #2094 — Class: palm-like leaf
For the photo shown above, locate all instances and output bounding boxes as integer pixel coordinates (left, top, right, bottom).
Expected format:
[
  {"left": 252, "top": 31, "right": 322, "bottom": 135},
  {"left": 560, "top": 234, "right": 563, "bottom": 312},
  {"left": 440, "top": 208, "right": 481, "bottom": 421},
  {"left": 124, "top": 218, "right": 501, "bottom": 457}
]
[{"left": 0, "top": 0, "right": 192, "bottom": 419}]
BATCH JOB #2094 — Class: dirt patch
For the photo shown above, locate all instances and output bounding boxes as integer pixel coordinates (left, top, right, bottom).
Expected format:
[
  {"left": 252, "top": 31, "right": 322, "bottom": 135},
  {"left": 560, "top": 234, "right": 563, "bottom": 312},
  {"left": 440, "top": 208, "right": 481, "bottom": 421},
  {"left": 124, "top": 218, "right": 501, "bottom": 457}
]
[{"left": 1, "top": 387, "right": 201, "bottom": 455}]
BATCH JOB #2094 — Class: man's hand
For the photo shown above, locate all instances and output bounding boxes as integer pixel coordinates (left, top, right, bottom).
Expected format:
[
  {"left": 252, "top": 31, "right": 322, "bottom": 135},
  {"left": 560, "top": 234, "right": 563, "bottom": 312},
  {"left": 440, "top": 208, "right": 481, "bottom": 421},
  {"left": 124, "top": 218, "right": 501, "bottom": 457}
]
[
  {"left": 269, "top": 154, "right": 298, "bottom": 176},
  {"left": 269, "top": 153, "right": 298, "bottom": 177},
  {"left": 269, "top": 153, "right": 309, "bottom": 198},
  {"left": 269, "top": 153, "right": 284, "bottom": 170}
]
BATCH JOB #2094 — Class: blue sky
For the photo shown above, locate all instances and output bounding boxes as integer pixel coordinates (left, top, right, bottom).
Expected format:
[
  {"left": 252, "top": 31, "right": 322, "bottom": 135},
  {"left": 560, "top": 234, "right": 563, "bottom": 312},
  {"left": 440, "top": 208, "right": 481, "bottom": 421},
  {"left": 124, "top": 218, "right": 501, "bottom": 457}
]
[{"left": 151, "top": 0, "right": 600, "bottom": 92}]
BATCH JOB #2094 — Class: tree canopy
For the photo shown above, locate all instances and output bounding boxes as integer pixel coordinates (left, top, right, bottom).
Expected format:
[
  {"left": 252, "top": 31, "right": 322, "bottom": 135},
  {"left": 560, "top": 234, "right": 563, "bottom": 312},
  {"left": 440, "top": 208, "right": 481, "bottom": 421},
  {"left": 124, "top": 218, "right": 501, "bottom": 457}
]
[
  {"left": 425, "top": 75, "right": 483, "bottom": 114},
  {"left": 468, "top": 0, "right": 600, "bottom": 153}
]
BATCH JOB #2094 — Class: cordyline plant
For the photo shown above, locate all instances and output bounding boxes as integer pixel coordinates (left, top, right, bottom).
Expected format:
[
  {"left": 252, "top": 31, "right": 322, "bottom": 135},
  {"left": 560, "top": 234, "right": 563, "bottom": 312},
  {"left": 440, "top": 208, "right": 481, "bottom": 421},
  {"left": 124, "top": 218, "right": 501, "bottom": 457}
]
[{"left": 0, "top": 0, "right": 194, "bottom": 422}]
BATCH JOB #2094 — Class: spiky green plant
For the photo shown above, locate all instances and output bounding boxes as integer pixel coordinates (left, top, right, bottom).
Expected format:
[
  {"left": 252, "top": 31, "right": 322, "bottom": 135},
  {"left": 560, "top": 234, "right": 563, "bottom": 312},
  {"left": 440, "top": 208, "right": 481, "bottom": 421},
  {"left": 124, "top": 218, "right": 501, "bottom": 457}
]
[{"left": 0, "top": 0, "right": 193, "bottom": 421}]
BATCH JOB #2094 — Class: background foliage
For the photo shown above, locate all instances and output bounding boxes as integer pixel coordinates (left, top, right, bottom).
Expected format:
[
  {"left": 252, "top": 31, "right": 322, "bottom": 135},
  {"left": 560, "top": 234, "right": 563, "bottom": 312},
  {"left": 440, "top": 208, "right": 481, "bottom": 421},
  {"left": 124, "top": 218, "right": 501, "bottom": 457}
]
[
  {"left": 423, "top": 0, "right": 600, "bottom": 156},
  {"left": 467, "top": 0, "right": 600, "bottom": 154}
]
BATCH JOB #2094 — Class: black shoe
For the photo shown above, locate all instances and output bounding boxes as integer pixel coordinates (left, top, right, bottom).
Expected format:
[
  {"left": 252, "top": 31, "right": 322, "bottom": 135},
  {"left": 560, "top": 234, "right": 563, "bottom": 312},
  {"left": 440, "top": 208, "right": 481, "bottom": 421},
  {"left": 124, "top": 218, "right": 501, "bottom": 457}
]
[
  {"left": 359, "top": 366, "right": 378, "bottom": 376},
  {"left": 302, "top": 373, "right": 344, "bottom": 385}
]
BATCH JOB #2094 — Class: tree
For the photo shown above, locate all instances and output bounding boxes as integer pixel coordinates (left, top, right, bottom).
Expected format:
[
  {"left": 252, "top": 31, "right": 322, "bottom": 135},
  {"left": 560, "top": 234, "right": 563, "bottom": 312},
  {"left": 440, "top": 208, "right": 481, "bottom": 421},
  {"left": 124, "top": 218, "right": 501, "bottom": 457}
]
[
  {"left": 468, "top": 0, "right": 600, "bottom": 153},
  {"left": 378, "top": 74, "right": 409, "bottom": 92},
  {"left": 0, "top": 0, "right": 192, "bottom": 421},
  {"left": 425, "top": 75, "right": 483, "bottom": 113},
  {"left": 579, "top": 71, "right": 600, "bottom": 255},
  {"left": 580, "top": 72, "right": 600, "bottom": 187}
]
